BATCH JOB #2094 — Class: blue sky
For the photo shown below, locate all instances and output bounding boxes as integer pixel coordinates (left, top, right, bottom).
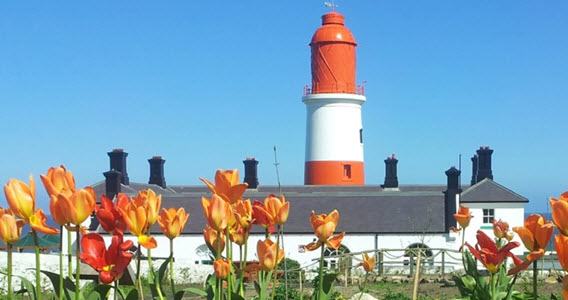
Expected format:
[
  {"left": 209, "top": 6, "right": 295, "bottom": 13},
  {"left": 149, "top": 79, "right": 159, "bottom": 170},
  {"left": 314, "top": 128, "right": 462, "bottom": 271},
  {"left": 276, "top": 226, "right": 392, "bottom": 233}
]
[{"left": 1, "top": 1, "right": 567, "bottom": 214}]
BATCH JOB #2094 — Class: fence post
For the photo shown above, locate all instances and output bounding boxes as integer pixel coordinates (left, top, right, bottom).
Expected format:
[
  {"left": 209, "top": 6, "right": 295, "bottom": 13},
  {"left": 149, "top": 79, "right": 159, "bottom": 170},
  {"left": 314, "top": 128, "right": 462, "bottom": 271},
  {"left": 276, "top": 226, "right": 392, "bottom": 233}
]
[
  {"left": 378, "top": 251, "right": 384, "bottom": 276},
  {"left": 409, "top": 251, "right": 414, "bottom": 276},
  {"left": 441, "top": 250, "right": 446, "bottom": 276},
  {"left": 344, "top": 266, "right": 348, "bottom": 287}
]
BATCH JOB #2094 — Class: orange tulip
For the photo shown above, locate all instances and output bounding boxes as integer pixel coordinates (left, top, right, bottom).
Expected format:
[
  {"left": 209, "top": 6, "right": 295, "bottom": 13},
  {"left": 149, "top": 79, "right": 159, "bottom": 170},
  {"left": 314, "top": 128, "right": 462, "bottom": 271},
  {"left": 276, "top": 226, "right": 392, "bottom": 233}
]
[
  {"left": 29, "top": 209, "right": 59, "bottom": 235},
  {"left": 119, "top": 203, "right": 157, "bottom": 249},
  {"left": 202, "top": 194, "right": 232, "bottom": 232},
  {"left": 4, "top": 175, "right": 36, "bottom": 220},
  {"left": 359, "top": 253, "right": 376, "bottom": 273},
  {"left": 203, "top": 225, "right": 225, "bottom": 253},
  {"left": 40, "top": 165, "right": 75, "bottom": 198},
  {"left": 50, "top": 193, "right": 71, "bottom": 226},
  {"left": 264, "top": 194, "right": 290, "bottom": 226},
  {"left": 58, "top": 187, "right": 96, "bottom": 226},
  {"left": 508, "top": 214, "right": 554, "bottom": 275},
  {"left": 514, "top": 214, "right": 553, "bottom": 252},
  {"left": 131, "top": 189, "right": 162, "bottom": 226},
  {"left": 234, "top": 199, "right": 253, "bottom": 228},
  {"left": 213, "top": 258, "right": 231, "bottom": 279},
  {"left": 302, "top": 210, "right": 346, "bottom": 251},
  {"left": 454, "top": 206, "right": 472, "bottom": 230},
  {"left": 229, "top": 222, "right": 249, "bottom": 246},
  {"left": 556, "top": 234, "right": 568, "bottom": 272},
  {"left": 493, "top": 219, "right": 514, "bottom": 241},
  {"left": 555, "top": 234, "right": 568, "bottom": 298},
  {"left": 0, "top": 208, "right": 25, "bottom": 245},
  {"left": 200, "top": 169, "right": 248, "bottom": 204},
  {"left": 550, "top": 192, "right": 568, "bottom": 236},
  {"left": 257, "top": 239, "right": 285, "bottom": 272},
  {"left": 158, "top": 207, "right": 189, "bottom": 240}
]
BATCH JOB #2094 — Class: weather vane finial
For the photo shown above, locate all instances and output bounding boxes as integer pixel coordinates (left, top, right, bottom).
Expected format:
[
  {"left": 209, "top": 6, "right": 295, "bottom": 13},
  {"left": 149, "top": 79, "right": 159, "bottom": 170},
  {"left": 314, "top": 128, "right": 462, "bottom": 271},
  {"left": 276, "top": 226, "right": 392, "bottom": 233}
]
[{"left": 324, "top": 1, "right": 338, "bottom": 12}]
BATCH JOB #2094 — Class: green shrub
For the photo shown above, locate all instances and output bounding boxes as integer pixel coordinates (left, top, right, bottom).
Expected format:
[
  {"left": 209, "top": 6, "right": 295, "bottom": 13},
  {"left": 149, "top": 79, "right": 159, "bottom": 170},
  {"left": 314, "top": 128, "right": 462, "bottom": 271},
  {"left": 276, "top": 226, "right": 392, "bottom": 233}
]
[
  {"left": 277, "top": 257, "right": 303, "bottom": 282},
  {"left": 273, "top": 285, "right": 301, "bottom": 300}
]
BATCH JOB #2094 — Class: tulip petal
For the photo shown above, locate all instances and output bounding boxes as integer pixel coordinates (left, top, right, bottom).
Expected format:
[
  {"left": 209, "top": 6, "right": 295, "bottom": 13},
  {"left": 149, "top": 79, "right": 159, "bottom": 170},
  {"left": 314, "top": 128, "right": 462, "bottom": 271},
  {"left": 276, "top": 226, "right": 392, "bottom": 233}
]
[
  {"left": 29, "top": 209, "right": 59, "bottom": 235},
  {"left": 138, "top": 235, "right": 157, "bottom": 249},
  {"left": 326, "top": 232, "right": 345, "bottom": 250},
  {"left": 302, "top": 241, "right": 323, "bottom": 252}
]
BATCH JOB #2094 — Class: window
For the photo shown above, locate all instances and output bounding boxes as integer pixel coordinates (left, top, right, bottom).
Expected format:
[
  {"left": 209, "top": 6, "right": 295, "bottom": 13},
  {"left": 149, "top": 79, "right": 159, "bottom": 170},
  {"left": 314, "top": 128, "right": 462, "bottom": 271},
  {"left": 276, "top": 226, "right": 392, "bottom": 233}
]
[
  {"left": 343, "top": 165, "right": 351, "bottom": 179},
  {"left": 483, "top": 209, "right": 494, "bottom": 224},
  {"left": 359, "top": 128, "right": 363, "bottom": 143}
]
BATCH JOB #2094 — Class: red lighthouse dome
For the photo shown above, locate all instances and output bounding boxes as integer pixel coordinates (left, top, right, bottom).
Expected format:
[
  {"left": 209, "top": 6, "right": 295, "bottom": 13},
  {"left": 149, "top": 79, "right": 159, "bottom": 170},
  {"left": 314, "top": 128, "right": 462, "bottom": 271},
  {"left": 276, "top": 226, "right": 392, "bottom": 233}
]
[{"left": 310, "top": 11, "right": 358, "bottom": 94}]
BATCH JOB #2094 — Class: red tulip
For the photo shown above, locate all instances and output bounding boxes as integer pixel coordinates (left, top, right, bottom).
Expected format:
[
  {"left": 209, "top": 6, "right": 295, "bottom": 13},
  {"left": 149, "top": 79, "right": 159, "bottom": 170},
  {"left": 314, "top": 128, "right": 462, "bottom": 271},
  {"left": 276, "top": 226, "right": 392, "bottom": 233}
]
[
  {"left": 95, "top": 194, "right": 128, "bottom": 235},
  {"left": 466, "top": 230, "right": 522, "bottom": 274},
  {"left": 79, "top": 233, "right": 133, "bottom": 284}
]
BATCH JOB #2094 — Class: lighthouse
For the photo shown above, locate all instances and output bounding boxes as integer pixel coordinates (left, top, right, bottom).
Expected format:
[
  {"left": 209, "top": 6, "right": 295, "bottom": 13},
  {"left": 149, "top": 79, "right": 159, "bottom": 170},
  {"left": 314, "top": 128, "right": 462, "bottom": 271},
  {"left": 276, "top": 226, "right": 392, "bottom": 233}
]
[{"left": 303, "top": 11, "right": 366, "bottom": 185}]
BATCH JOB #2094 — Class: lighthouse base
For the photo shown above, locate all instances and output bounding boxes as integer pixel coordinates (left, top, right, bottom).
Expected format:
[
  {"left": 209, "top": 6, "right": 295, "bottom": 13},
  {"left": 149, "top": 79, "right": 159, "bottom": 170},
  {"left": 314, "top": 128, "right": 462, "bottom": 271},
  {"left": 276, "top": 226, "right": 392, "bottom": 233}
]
[{"left": 304, "top": 161, "right": 364, "bottom": 185}]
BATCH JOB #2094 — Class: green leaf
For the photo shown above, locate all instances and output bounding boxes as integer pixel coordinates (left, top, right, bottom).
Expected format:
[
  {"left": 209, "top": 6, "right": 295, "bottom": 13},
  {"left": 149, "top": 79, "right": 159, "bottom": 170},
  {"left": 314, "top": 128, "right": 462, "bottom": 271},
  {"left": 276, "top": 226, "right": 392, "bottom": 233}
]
[
  {"left": 205, "top": 274, "right": 216, "bottom": 300},
  {"left": 86, "top": 284, "right": 112, "bottom": 300},
  {"left": 230, "top": 292, "right": 245, "bottom": 300},
  {"left": 157, "top": 254, "right": 173, "bottom": 284},
  {"left": 461, "top": 275, "right": 476, "bottom": 291},
  {"left": 174, "top": 287, "right": 208, "bottom": 300},
  {"left": 40, "top": 270, "right": 76, "bottom": 300},
  {"left": 124, "top": 288, "right": 139, "bottom": 300},
  {"left": 314, "top": 272, "right": 338, "bottom": 300},
  {"left": 12, "top": 273, "right": 37, "bottom": 300}
]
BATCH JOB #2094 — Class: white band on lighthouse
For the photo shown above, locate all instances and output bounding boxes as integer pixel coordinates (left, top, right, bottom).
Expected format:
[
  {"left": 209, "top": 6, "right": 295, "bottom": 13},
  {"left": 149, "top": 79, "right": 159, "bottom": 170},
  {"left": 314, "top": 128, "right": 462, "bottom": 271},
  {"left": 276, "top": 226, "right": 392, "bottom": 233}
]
[{"left": 303, "top": 93, "right": 366, "bottom": 162}]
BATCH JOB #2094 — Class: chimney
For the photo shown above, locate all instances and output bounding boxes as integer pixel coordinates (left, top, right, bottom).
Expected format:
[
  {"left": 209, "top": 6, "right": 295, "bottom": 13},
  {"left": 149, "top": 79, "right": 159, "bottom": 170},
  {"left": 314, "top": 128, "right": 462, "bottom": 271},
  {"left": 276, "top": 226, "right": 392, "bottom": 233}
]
[
  {"left": 148, "top": 156, "right": 166, "bottom": 188},
  {"left": 475, "top": 146, "right": 494, "bottom": 182},
  {"left": 108, "top": 149, "right": 129, "bottom": 185},
  {"left": 103, "top": 169, "right": 122, "bottom": 201},
  {"left": 470, "top": 154, "right": 478, "bottom": 185},
  {"left": 383, "top": 154, "right": 398, "bottom": 188},
  {"left": 444, "top": 166, "right": 462, "bottom": 233},
  {"left": 243, "top": 157, "right": 259, "bottom": 189}
]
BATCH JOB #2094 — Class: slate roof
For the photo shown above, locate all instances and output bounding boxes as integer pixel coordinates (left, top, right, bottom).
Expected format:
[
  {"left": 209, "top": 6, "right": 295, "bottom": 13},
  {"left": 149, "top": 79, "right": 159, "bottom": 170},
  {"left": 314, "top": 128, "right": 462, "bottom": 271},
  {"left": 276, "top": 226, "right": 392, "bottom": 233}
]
[
  {"left": 461, "top": 178, "right": 528, "bottom": 203},
  {"left": 90, "top": 178, "right": 524, "bottom": 235}
]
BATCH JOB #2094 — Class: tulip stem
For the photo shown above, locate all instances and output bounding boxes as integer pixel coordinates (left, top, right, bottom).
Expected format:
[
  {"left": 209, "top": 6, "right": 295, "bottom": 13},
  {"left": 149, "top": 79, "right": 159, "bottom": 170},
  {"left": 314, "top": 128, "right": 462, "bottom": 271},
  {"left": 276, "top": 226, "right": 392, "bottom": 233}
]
[
  {"left": 114, "top": 280, "right": 118, "bottom": 300},
  {"left": 533, "top": 260, "right": 538, "bottom": 300},
  {"left": 225, "top": 227, "right": 232, "bottom": 300},
  {"left": 238, "top": 244, "right": 244, "bottom": 296},
  {"left": 270, "top": 225, "right": 282, "bottom": 300},
  {"left": 32, "top": 229, "right": 42, "bottom": 300},
  {"left": 490, "top": 273, "right": 496, "bottom": 300},
  {"left": 76, "top": 229, "right": 81, "bottom": 300},
  {"left": 59, "top": 226, "right": 64, "bottom": 300},
  {"left": 68, "top": 227, "right": 73, "bottom": 279},
  {"left": 216, "top": 231, "right": 222, "bottom": 300},
  {"left": 170, "top": 239, "right": 175, "bottom": 297},
  {"left": 318, "top": 244, "right": 325, "bottom": 300},
  {"left": 7, "top": 244, "right": 12, "bottom": 300},
  {"left": 136, "top": 243, "right": 144, "bottom": 300},
  {"left": 148, "top": 248, "right": 165, "bottom": 300}
]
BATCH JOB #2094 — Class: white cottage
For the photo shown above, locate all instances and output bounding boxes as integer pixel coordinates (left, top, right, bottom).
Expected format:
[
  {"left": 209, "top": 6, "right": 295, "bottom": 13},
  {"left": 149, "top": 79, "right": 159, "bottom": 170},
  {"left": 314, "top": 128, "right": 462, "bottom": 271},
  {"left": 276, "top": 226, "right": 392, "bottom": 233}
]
[{"left": 89, "top": 146, "right": 527, "bottom": 280}]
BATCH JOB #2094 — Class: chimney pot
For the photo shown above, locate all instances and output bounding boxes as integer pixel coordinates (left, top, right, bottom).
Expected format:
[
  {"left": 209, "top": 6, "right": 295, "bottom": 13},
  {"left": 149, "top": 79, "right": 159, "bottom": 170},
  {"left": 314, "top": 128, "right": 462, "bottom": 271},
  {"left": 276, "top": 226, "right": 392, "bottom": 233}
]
[
  {"left": 243, "top": 158, "right": 259, "bottom": 189},
  {"left": 107, "top": 149, "right": 129, "bottom": 185},
  {"left": 103, "top": 170, "right": 122, "bottom": 201},
  {"left": 444, "top": 166, "right": 462, "bottom": 233},
  {"left": 475, "top": 146, "right": 494, "bottom": 183},
  {"left": 383, "top": 155, "right": 399, "bottom": 188},
  {"left": 148, "top": 156, "right": 166, "bottom": 188}
]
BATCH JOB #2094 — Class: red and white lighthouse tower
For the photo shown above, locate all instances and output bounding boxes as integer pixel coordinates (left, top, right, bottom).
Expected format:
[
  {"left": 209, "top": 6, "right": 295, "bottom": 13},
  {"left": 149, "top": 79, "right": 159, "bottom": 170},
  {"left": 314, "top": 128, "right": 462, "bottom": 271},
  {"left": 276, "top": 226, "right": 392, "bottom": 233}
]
[{"left": 303, "top": 11, "right": 366, "bottom": 185}]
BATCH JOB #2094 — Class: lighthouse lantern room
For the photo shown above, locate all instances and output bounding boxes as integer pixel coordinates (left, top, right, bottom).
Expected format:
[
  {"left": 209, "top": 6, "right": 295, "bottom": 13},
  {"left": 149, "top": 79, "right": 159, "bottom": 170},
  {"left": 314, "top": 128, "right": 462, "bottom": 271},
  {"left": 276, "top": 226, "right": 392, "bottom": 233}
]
[{"left": 303, "top": 11, "right": 366, "bottom": 185}]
